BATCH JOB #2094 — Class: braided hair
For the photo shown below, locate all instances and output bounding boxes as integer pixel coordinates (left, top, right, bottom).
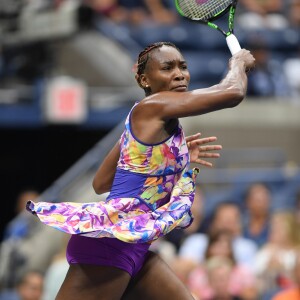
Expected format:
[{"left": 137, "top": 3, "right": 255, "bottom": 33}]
[{"left": 135, "top": 42, "right": 179, "bottom": 96}]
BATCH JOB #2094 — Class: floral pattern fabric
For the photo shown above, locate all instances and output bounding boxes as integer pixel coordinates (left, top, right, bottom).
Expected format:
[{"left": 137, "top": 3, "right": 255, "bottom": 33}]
[{"left": 27, "top": 102, "right": 199, "bottom": 243}]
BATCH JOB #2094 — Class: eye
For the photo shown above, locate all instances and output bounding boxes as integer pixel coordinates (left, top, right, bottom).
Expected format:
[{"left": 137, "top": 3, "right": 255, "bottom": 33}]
[
  {"left": 181, "top": 64, "right": 188, "bottom": 70},
  {"left": 161, "top": 65, "right": 172, "bottom": 71}
]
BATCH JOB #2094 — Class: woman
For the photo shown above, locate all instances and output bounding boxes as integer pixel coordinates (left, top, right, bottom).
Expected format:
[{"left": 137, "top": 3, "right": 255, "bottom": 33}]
[
  {"left": 186, "top": 230, "right": 257, "bottom": 300},
  {"left": 254, "top": 211, "right": 300, "bottom": 296},
  {"left": 27, "top": 41, "right": 255, "bottom": 300}
]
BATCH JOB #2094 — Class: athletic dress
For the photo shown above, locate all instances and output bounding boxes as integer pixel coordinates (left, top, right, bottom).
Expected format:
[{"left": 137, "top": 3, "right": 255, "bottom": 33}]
[{"left": 26, "top": 102, "right": 199, "bottom": 244}]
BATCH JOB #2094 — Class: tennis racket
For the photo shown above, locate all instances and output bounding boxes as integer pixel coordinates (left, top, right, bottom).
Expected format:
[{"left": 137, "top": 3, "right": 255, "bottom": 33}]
[{"left": 175, "top": 0, "right": 241, "bottom": 55}]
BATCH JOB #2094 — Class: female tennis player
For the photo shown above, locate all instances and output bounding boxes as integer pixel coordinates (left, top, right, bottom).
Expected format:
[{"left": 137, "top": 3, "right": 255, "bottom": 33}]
[{"left": 27, "top": 41, "right": 255, "bottom": 300}]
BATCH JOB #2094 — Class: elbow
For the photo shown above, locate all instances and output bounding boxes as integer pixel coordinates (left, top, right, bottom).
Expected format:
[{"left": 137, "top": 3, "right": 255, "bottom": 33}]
[
  {"left": 231, "top": 93, "right": 245, "bottom": 108},
  {"left": 219, "top": 78, "right": 247, "bottom": 108},
  {"left": 226, "top": 87, "right": 246, "bottom": 108},
  {"left": 92, "top": 179, "right": 107, "bottom": 195},
  {"left": 92, "top": 183, "right": 101, "bottom": 195}
]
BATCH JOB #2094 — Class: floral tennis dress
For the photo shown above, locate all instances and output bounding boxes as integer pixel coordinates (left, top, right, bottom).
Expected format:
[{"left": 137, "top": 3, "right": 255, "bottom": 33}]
[{"left": 26, "top": 102, "right": 199, "bottom": 243}]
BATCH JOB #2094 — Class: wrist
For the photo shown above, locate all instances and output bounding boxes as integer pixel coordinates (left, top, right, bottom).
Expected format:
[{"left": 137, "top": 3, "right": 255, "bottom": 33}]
[{"left": 229, "top": 57, "right": 246, "bottom": 71}]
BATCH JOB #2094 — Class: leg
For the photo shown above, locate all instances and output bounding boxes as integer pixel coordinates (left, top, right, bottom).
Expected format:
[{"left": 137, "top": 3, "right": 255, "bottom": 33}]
[
  {"left": 121, "top": 251, "right": 194, "bottom": 300},
  {"left": 56, "top": 264, "right": 131, "bottom": 300}
]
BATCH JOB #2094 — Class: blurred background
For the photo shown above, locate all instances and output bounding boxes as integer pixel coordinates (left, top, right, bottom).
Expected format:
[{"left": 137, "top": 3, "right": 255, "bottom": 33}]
[{"left": 0, "top": 0, "right": 300, "bottom": 300}]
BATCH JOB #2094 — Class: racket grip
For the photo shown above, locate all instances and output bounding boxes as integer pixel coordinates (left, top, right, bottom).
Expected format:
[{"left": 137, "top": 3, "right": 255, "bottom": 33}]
[{"left": 226, "top": 34, "right": 241, "bottom": 55}]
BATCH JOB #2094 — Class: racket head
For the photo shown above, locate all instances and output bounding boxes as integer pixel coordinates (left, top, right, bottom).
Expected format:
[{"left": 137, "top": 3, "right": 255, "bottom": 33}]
[{"left": 175, "top": 0, "right": 234, "bottom": 22}]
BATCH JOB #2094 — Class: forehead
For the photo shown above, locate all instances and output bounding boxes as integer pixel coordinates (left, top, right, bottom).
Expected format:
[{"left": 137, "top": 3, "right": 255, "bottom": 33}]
[
  {"left": 150, "top": 46, "right": 184, "bottom": 63},
  {"left": 216, "top": 206, "right": 240, "bottom": 218}
]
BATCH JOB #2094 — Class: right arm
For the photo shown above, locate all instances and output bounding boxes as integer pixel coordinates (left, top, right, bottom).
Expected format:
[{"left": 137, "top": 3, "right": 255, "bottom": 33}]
[
  {"left": 135, "top": 49, "right": 255, "bottom": 121},
  {"left": 131, "top": 50, "right": 255, "bottom": 145}
]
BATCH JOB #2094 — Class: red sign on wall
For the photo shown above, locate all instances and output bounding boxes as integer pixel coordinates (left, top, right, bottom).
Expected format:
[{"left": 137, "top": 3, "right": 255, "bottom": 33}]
[{"left": 44, "top": 76, "right": 87, "bottom": 124}]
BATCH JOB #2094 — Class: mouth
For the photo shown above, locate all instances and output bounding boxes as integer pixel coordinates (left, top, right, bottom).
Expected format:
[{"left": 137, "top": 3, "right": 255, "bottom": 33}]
[{"left": 171, "top": 85, "right": 187, "bottom": 92}]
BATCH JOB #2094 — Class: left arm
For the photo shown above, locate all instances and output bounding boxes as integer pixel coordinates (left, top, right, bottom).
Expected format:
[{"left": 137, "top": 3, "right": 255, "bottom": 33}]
[{"left": 92, "top": 141, "right": 120, "bottom": 194}]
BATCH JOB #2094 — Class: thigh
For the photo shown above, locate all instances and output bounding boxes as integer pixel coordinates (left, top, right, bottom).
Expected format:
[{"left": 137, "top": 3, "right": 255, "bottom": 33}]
[
  {"left": 121, "top": 252, "right": 194, "bottom": 300},
  {"left": 56, "top": 264, "right": 131, "bottom": 300}
]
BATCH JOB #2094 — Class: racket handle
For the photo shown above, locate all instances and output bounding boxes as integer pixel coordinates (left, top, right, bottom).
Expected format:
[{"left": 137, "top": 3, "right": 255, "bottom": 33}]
[{"left": 226, "top": 34, "right": 241, "bottom": 55}]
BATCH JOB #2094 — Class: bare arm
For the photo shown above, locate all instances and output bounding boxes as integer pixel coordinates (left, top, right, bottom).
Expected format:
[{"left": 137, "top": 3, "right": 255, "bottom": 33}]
[
  {"left": 131, "top": 50, "right": 255, "bottom": 143},
  {"left": 92, "top": 141, "right": 120, "bottom": 194},
  {"left": 134, "top": 49, "right": 254, "bottom": 121}
]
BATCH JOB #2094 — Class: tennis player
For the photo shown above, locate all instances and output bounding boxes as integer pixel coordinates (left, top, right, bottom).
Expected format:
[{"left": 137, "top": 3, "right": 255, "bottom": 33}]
[{"left": 27, "top": 42, "right": 255, "bottom": 300}]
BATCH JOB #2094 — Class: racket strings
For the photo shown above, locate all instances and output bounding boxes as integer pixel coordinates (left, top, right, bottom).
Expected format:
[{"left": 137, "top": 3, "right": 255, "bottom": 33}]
[{"left": 177, "top": 0, "right": 232, "bottom": 20}]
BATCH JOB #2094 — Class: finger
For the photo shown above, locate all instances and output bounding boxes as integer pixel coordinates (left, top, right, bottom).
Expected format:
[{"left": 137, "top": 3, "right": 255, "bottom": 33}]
[
  {"left": 194, "top": 137, "right": 218, "bottom": 145},
  {"left": 194, "top": 159, "right": 213, "bottom": 167},
  {"left": 186, "top": 133, "right": 201, "bottom": 143},
  {"left": 199, "top": 145, "right": 222, "bottom": 151},
  {"left": 199, "top": 153, "right": 220, "bottom": 158}
]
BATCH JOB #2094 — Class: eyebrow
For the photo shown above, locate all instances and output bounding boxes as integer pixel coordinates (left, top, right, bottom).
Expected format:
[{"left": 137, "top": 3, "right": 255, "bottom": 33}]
[{"left": 161, "top": 59, "right": 187, "bottom": 65}]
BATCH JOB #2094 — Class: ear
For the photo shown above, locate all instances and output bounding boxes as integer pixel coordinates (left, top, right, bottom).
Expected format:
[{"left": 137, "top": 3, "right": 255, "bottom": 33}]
[{"left": 139, "top": 74, "right": 149, "bottom": 89}]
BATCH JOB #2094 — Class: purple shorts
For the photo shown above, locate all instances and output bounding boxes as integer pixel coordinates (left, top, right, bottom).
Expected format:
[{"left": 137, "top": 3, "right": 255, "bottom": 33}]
[{"left": 66, "top": 235, "right": 150, "bottom": 277}]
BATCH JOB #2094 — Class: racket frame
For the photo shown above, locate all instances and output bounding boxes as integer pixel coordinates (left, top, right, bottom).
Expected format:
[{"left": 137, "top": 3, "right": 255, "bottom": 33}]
[
  {"left": 175, "top": 0, "right": 241, "bottom": 54},
  {"left": 175, "top": 0, "right": 238, "bottom": 36}
]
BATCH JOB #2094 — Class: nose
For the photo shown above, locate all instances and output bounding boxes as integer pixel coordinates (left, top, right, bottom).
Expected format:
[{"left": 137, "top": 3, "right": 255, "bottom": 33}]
[{"left": 174, "top": 68, "right": 185, "bottom": 81}]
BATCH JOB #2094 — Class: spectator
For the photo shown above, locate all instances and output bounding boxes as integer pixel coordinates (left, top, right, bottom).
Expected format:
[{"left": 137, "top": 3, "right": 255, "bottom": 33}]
[
  {"left": 186, "top": 230, "right": 258, "bottom": 300},
  {"left": 86, "top": 0, "right": 177, "bottom": 26},
  {"left": 237, "top": 0, "right": 288, "bottom": 29},
  {"left": 288, "top": 0, "right": 300, "bottom": 28},
  {"left": 242, "top": 183, "right": 271, "bottom": 248},
  {"left": 178, "top": 202, "right": 258, "bottom": 270},
  {"left": 84, "top": 0, "right": 133, "bottom": 24},
  {"left": 2, "top": 190, "right": 39, "bottom": 241},
  {"left": 246, "top": 37, "right": 291, "bottom": 98},
  {"left": 272, "top": 248, "right": 300, "bottom": 300},
  {"left": 142, "top": 0, "right": 178, "bottom": 25},
  {"left": 203, "top": 257, "right": 245, "bottom": 300},
  {"left": 16, "top": 270, "right": 44, "bottom": 300},
  {"left": 0, "top": 189, "right": 63, "bottom": 290},
  {"left": 0, "top": 270, "right": 44, "bottom": 300},
  {"left": 254, "top": 211, "right": 300, "bottom": 297}
]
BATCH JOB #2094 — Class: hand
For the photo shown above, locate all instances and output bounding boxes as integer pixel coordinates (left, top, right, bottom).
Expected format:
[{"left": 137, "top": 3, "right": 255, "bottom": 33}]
[
  {"left": 186, "top": 133, "right": 222, "bottom": 167},
  {"left": 231, "top": 49, "right": 256, "bottom": 72}
]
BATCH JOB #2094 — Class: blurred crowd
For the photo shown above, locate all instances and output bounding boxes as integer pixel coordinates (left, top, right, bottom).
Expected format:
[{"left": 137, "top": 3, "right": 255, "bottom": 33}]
[
  {"left": 82, "top": 0, "right": 300, "bottom": 99},
  {"left": 1, "top": 183, "right": 300, "bottom": 299}
]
